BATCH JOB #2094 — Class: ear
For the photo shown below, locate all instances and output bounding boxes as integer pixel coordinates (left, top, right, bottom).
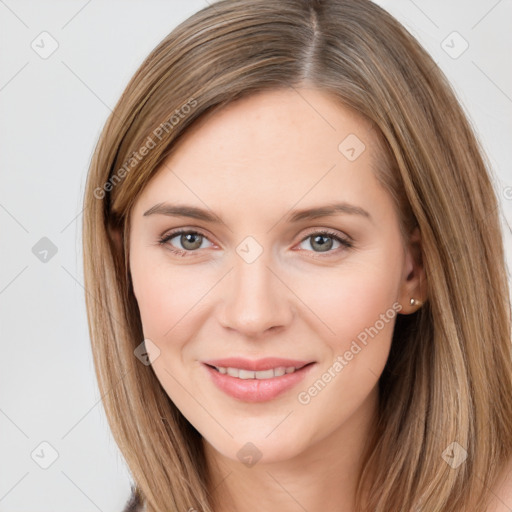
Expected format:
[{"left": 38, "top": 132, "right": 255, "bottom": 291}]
[
  {"left": 397, "top": 226, "right": 428, "bottom": 314},
  {"left": 107, "top": 223, "right": 130, "bottom": 278},
  {"left": 108, "top": 224, "right": 124, "bottom": 253}
]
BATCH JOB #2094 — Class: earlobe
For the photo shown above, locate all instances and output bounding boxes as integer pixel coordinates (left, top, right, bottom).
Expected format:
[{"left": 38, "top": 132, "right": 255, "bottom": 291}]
[{"left": 409, "top": 297, "right": 424, "bottom": 308}]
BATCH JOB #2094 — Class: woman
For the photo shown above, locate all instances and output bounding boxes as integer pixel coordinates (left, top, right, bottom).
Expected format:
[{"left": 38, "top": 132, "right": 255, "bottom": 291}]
[{"left": 82, "top": 0, "right": 512, "bottom": 510}]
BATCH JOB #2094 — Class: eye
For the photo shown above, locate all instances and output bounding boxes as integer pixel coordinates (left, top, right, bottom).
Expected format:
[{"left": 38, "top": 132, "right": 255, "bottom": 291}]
[
  {"left": 297, "top": 230, "right": 353, "bottom": 255},
  {"left": 157, "top": 228, "right": 354, "bottom": 258},
  {"left": 158, "top": 229, "right": 213, "bottom": 256}
]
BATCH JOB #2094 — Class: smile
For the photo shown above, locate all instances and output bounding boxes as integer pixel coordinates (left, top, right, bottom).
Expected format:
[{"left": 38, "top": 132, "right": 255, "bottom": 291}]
[
  {"left": 202, "top": 358, "right": 316, "bottom": 402},
  {"left": 210, "top": 366, "right": 301, "bottom": 379}
]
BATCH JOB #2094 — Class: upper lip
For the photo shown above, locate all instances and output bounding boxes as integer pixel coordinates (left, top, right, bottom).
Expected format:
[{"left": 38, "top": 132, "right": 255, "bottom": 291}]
[{"left": 203, "top": 357, "right": 313, "bottom": 372}]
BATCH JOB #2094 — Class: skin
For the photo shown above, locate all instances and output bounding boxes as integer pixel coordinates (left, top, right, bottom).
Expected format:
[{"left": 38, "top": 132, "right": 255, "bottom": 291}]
[
  {"left": 488, "top": 462, "right": 512, "bottom": 512},
  {"left": 128, "top": 87, "right": 429, "bottom": 511}
]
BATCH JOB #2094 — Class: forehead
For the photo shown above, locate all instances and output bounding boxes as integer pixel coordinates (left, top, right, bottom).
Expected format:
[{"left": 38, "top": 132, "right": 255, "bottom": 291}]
[
  {"left": 132, "top": 88, "right": 386, "bottom": 219},
  {"left": 171, "top": 87, "right": 376, "bottom": 163}
]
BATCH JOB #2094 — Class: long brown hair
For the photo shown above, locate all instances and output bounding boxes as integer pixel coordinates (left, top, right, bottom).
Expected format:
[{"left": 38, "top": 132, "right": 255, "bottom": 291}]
[{"left": 82, "top": 1, "right": 512, "bottom": 510}]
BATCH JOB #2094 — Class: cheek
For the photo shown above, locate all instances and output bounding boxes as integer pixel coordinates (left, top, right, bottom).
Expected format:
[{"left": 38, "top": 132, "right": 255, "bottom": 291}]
[
  {"left": 130, "top": 250, "right": 214, "bottom": 341},
  {"left": 292, "top": 270, "right": 399, "bottom": 436},
  {"left": 131, "top": 267, "right": 172, "bottom": 339},
  {"left": 287, "top": 246, "right": 403, "bottom": 405},
  {"left": 291, "top": 256, "right": 402, "bottom": 346}
]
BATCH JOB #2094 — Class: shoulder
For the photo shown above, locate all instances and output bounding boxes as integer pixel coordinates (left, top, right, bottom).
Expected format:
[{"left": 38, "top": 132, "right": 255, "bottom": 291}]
[
  {"left": 485, "top": 457, "right": 512, "bottom": 512},
  {"left": 122, "top": 486, "right": 145, "bottom": 512}
]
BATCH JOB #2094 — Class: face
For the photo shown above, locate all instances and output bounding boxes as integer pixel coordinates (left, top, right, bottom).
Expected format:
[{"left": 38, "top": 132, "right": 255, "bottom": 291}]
[{"left": 128, "top": 88, "right": 422, "bottom": 466}]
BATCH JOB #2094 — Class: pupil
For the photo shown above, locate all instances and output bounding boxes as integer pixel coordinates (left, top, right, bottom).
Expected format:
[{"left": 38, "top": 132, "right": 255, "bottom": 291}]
[
  {"left": 312, "top": 235, "right": 332, "bottom": 252},
  {"left": 182, "top": 233, "right": 202, "bottom": 250}
]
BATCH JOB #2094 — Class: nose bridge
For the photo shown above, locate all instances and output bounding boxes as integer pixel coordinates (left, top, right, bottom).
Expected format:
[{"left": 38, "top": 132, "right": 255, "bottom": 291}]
[{"left": 219, "top": 239, "right": 292, "bottom": 335}]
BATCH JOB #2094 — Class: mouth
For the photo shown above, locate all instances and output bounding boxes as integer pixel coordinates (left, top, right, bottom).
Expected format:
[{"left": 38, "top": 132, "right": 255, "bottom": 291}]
[
  {"left": 202, "top": 359, "right": 316, "bottom": 402},
  {"left": 205, "top": 363, "right": 311, "bottom": 379}
]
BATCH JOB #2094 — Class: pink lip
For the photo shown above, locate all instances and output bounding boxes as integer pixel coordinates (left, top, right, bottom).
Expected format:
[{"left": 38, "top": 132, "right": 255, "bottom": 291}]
[
  {"left": 202, "top": 359, "right": 316, "bottom": 403},
  {"left": 203, "top": 357, "right": 312, "bottom": 372}
]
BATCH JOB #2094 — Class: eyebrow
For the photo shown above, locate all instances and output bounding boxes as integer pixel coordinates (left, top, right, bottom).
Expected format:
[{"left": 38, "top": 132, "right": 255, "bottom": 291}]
[{"left": 143, "top": 201, "right": 372, "bottom": 224}]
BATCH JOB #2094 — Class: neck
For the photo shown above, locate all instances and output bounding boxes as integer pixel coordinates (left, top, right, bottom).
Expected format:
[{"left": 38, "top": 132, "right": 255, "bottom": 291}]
[{"left": 203, "top": 385, "right": 379, "bottom": 512}]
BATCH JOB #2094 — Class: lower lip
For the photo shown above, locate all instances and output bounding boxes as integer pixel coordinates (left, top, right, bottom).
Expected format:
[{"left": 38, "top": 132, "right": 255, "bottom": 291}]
[{"left": 203, "top": 363, "right": 315, "bottom": 403}]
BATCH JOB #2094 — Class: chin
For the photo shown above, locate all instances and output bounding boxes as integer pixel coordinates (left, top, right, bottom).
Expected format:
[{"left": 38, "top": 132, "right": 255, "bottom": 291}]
[{"left": 205, "top": 430, "right": 310, "bottom": 467}]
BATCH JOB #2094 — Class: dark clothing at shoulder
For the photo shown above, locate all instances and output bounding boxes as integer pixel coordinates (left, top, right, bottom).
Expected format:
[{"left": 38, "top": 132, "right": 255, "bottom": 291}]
[{"left": 122, "top": 486, "right": 145, "bottom": 512}]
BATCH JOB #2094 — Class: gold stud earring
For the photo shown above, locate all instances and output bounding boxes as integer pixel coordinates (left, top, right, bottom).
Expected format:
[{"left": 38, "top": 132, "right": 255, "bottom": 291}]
[{"left": 410, "top": 298, "right": 423, "bottom": 308}]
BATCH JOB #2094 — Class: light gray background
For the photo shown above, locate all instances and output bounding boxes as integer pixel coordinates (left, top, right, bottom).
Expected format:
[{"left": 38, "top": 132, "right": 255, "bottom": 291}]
[{"left": 1, "top": 1, "right": 511, "bottom": 511}]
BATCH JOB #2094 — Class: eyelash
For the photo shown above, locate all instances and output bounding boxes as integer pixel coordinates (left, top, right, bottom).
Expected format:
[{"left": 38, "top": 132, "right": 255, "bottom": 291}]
[{"left": 157, "top": 228, "right": 354, "bottom": 258}]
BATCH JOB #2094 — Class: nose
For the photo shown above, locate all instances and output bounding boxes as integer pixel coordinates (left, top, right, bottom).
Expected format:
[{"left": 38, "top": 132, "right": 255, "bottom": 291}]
[{"left": 217, "top": 250, "right": 294, "bottom": 337}]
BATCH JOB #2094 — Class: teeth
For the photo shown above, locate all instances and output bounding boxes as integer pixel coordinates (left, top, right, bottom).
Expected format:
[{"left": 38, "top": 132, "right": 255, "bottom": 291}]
[{"left": 214, "top": 366, "right": 298, "bottom": 379}]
